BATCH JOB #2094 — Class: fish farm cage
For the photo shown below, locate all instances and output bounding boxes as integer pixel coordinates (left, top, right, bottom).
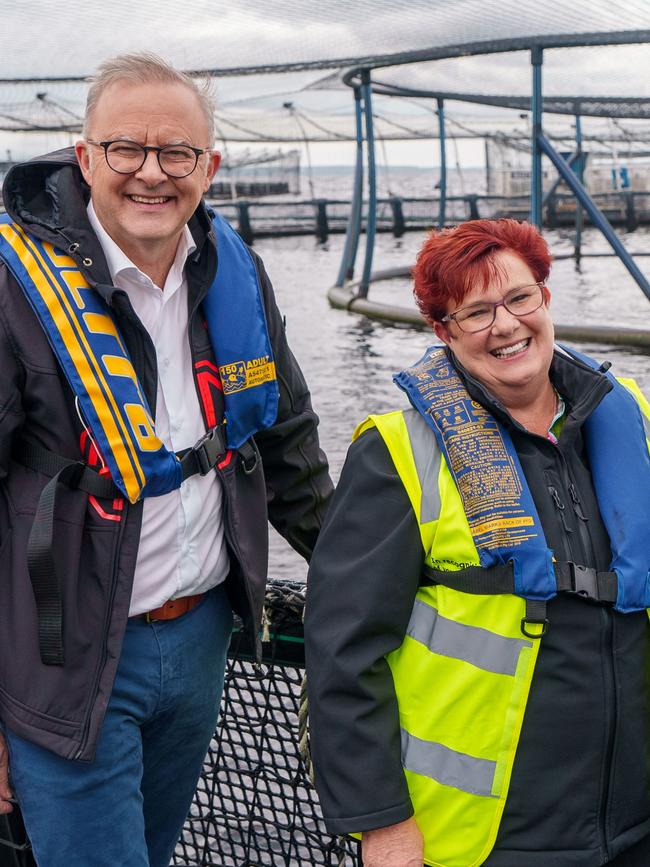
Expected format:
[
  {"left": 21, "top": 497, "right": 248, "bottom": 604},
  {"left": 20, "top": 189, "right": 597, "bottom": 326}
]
[
  {"left": 0, "top": 580, "right": 360, "bottom": 867},
  {"left": 2, "top": 5, "right": 650, "bottom": 864},
  {"left": 208, "top": 150, "right": 301, "bottom": 201}
]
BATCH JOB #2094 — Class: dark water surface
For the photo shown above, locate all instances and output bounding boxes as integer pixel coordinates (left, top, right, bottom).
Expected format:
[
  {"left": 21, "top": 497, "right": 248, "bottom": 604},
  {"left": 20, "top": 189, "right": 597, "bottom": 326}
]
[{"left": 256, "top": 228, "right": 650, "bottom": 579}]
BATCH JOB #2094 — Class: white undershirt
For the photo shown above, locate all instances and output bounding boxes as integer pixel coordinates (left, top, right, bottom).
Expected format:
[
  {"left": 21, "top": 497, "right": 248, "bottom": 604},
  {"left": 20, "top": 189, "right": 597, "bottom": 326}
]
[{"left": 87, "top": 202, "right": 230, "bottom": 616}]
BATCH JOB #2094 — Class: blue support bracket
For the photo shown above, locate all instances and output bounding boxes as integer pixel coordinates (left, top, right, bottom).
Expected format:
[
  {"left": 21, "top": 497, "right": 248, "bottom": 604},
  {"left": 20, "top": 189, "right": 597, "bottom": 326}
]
[
  {"left": 574, "top": 114, "right": 583, "bottom": 262},
  {"left": 437, "top": 98, "right": 447, "bottom": 229},
  {"left": 530, "top": 47, "right": 544, "bottom": 228},
  {"left": 336, "top": 87, "right": 364, "bottom": 287},
  {"left": 538, "top": 133, "right": 650, "bottom": 302},
  {"left": 358, "top": 69, "right": 377, "bottom": 300}
]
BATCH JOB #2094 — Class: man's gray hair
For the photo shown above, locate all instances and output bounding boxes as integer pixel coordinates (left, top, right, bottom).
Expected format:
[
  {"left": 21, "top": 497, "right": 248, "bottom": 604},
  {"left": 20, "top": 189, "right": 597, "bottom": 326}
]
[{"left": 83, "top": 52, "right": 216, "bottom": 145}]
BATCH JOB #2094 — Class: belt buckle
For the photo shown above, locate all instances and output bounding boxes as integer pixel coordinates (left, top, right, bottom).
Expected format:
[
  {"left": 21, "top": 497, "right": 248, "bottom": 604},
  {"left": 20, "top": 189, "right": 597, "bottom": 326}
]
[{"left": 568, "top": 562, "right": 599, "bottom": 601}]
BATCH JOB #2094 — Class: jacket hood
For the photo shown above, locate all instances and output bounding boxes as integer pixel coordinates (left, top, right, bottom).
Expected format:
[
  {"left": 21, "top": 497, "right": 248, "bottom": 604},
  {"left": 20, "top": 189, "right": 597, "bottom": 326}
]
[{"left": 2, "top": 147, "right": 95, "bottom": 248}]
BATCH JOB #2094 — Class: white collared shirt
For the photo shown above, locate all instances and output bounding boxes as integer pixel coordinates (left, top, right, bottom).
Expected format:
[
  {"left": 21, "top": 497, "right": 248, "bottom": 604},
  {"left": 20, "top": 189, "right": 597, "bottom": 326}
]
[{"left": 87, "top": 202, "right": 229, "bottom": 616}]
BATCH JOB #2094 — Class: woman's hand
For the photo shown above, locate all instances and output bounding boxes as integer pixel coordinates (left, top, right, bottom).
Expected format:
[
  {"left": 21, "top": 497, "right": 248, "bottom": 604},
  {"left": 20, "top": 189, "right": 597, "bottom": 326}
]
[
  {"left": 0, "top": 732, "right": 13, "bottom": 814},
  {"left": 362, "top": 817, "right": 423, "bottom": 867}
]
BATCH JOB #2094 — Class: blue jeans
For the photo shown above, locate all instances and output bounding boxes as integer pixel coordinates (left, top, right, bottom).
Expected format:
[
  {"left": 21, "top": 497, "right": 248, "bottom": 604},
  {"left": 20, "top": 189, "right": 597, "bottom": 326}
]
[{"left": 4, "top": 584, "right": 232, "bottom": 867}]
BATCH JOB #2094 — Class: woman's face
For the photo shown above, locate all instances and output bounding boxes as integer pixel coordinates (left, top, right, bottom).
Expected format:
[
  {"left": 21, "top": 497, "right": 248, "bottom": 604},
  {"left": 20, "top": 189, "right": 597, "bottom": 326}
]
[{"left": 433, "top": 250, "right": 555, "bottom": 403}]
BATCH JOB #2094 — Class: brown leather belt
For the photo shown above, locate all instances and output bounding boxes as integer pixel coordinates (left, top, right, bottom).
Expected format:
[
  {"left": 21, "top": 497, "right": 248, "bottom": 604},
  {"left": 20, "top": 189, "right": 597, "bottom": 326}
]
[{"left": 135, "top": 593, "right": 205, "bottom": 623}]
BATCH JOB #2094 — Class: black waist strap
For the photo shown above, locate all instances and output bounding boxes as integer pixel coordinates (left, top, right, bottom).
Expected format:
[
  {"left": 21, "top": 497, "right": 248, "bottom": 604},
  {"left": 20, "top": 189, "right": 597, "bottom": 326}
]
[
  {"left": 15, "top": 441, "right": 121, "bottom": 498},
  {"left": 422, "top": 560, "right": 617, "bottom": 640},
  {"left": 13, "top": 424, "right": 237, "bottom": 667},
  {"left": 422, "top": 561, "right": 618, "bottom": 604}
]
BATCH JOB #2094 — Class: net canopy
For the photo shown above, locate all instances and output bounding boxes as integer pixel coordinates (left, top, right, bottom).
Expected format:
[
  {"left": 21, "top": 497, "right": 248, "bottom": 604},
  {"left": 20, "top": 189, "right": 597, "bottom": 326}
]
[{"left": 0, "top": 2, "right": 649, "bottom": 152}]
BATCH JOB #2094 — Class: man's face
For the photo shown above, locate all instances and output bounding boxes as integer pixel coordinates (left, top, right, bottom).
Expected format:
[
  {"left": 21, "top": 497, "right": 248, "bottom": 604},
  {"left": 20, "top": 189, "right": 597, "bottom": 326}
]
[{"left": 75, "top": 80, "right": 220, "bottom": 262}]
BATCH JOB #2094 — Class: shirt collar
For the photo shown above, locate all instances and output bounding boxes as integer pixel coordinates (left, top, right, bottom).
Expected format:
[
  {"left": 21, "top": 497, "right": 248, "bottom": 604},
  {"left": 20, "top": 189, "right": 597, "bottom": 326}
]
[{"left": 86, "top": 199, "right": 197, "bottom": 290}]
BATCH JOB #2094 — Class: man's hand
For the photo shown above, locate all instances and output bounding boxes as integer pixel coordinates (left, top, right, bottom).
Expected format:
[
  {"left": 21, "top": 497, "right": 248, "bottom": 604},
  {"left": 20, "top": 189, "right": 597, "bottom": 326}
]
[
  {"left": 0, "top": 732, "right": 13, "bottom": 814},
  {"left": 362, "top": 817, "right": 424, "bottom": 867}
]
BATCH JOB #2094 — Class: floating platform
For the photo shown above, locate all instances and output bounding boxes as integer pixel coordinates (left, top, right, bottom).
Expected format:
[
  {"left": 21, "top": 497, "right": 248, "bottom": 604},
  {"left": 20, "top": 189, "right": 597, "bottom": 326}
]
[{"left": 328, "top": 268, "right": 650, "bottom": 350}]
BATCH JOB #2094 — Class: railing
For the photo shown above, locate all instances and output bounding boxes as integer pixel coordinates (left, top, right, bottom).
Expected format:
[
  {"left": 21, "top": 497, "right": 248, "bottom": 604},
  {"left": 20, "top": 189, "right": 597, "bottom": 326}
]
[
  {"left": 211, "top": 191, "right": 650, "bottom": 244},
  {"left": 3, "top": 191, "right": 650, "bottom": 243}
]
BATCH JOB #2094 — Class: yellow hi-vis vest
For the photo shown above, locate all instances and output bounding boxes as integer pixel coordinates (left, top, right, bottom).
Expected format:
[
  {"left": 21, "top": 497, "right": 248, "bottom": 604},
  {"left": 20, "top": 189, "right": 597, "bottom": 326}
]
[{"left": 354, "top": 385, "right": 650, "bottom": 867}]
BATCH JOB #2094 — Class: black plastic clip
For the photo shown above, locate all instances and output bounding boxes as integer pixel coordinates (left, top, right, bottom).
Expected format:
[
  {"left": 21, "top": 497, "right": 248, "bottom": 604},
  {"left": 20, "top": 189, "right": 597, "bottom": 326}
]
[
  {"left": 521, "top": 598, "right": 549, "bottom": 639},
  {"left": 521, "top": 616, "right": 549, "bottom": 639},
  {"left": 567, "top": 562, "right": 599, "bottom": 601},
  {"left": 192, "top": 426, "right": 227, "bottom": 476},
  {"left": 239, "top": 440, "right": 260, "bottom": 475}
]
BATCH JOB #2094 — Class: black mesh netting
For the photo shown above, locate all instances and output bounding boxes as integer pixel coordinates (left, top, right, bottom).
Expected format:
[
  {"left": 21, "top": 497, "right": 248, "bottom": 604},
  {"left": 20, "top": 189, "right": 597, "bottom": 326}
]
[{"left": 0, "top": 580, "right": 360, "bottom": 867}]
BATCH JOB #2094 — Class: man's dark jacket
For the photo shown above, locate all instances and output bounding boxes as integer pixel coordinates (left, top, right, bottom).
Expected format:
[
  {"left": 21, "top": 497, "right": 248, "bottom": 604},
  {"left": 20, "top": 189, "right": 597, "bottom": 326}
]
[
  {"left": 0, "top": 148, "right": 332, "bottom": 761},
  {"left": 306, "top": 349, "right": 650, "bottom": 866}
]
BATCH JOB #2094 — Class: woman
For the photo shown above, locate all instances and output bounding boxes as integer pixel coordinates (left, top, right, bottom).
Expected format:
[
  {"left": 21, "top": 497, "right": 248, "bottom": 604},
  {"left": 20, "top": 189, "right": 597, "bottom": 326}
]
[{"left": 305, "top": 219, "right": 650, "bottom": 867}]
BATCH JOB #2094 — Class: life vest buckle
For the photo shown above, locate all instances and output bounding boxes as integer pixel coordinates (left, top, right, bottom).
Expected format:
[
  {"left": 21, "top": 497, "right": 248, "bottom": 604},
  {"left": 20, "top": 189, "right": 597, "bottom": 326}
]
[
  {"left": 191, "top": 425, "right": 227, "bottom": 476},
  {"left": 566, "top": 562, "right": 600, "bottom": 602}
]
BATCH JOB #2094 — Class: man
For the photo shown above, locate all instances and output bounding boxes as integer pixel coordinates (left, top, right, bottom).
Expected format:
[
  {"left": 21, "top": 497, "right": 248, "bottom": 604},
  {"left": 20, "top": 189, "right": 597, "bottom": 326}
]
[{"left": 0, "top": 52, "right": 331, "bottom": 867}]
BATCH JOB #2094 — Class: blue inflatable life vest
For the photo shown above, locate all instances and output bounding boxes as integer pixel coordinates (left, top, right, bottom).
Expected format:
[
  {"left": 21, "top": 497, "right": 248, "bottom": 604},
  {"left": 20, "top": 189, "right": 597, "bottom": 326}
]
[
  {"left": 0, "top": 212, "right": 279, "bottom": 504},
  {"left": 394, "top": 345, "right": 650, "bottom": 613}
]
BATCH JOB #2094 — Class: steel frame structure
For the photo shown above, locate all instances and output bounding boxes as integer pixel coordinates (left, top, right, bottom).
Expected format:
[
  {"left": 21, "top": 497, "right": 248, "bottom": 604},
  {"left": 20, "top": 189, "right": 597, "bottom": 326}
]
[{"left": 333, "top": 31, "right": 650, "bottom": 308}]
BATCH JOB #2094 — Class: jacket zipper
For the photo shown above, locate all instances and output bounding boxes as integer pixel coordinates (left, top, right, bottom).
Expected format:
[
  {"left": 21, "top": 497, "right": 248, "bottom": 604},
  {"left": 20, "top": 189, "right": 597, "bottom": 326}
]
[
  {"left": 74, "top": 503, "right": 129, "bottom": 759},
  {"left": 547, "top": 485, "right": 574, "bottom": 538},
  {"left": 568, "top": 481, "right": 594, "bottom": 565},
  {"left": 550, "top": 460, "right": 615, "bottom": 858}
]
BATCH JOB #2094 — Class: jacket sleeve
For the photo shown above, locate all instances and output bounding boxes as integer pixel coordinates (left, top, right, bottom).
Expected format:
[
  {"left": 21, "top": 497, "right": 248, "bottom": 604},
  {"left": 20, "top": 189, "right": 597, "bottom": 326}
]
[
  {"left": 0, "top": 264, "right": 25, "bottom": 480},
  {"left": 304, "top": 427, "right": 423, "bottom": 834},
  {"left": 0, "top": 265, "right": 25, "bottom": 541},
  {"left": 252, "top": 256, "right": 333, "bottom": 561}
]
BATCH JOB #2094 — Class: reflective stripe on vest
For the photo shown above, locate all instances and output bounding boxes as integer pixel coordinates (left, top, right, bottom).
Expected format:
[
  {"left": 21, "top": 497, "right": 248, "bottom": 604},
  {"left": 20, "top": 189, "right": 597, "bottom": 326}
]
[
  {"left": 406, "top": 599, "right": 531, "bottom": 677},
  {"left": 401, "top": 729, "right": 497, "bottom": 799}
]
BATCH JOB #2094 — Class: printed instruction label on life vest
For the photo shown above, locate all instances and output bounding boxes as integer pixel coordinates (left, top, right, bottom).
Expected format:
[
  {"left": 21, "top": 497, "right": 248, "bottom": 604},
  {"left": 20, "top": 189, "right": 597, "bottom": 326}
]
[
  {"left": 220, "top": 355, "right": 276, "bottom": 394},
  {"left": 403, "top": 349, "right": 542, "bottom": 552}
]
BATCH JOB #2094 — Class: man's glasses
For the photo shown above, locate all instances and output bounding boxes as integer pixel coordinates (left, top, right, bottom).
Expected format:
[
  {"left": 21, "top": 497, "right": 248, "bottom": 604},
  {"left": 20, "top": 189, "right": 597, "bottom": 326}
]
[
  {"left": 441, "top": 283, "right": 546, "bottom": 333},
  {"left": 86, "top": 139, "right": 209, "bottom": 179}
]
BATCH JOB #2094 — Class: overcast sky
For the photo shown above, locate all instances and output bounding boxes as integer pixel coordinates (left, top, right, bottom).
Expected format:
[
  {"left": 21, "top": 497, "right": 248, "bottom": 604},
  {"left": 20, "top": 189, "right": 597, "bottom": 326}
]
[{"left": 2, "top": 2, "right": 650, "bottom": 168}]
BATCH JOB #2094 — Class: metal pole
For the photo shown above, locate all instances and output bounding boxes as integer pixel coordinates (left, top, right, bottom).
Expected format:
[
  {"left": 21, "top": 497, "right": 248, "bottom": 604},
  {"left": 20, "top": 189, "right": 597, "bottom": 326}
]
[
  {"left": 358, "top": 69, "right": 377, "bottom": 300},
  {"left": 574, "top": 114, "right": 583, "bottom": 263},
  {"left": 437, "top": 98, "right": 447, "bottom": 229},
  {"left": 539, "top": 133, "right": 650, "bottom": 302},
  {"left": 335, "top": 87, "right": 364, "bottom": 287},
  {"left": 530, "top": 47, "right": 544, "bottom": 228}
]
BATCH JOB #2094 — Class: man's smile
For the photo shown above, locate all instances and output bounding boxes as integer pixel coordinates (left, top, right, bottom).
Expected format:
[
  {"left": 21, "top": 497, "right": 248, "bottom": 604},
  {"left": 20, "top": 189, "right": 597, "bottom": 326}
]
[{"left": 126, "top": 194, "right": 173, "bottom": 205}]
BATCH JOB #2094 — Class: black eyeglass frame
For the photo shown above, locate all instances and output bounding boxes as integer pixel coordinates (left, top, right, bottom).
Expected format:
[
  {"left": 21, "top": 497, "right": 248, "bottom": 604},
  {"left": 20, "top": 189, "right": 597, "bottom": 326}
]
[
  {"left": 440, "top": 282, "right": 547, "bottom": 333},
  {"left": 86, "top": 139, "right": 209, "bottom": 178}
]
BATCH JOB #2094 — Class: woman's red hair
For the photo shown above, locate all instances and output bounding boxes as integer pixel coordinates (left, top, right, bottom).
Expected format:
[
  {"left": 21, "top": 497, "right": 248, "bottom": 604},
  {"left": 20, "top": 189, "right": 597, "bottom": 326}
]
[{"left": 412, "top": 219, "right": 552, "bottom": 324}]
